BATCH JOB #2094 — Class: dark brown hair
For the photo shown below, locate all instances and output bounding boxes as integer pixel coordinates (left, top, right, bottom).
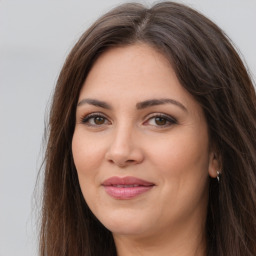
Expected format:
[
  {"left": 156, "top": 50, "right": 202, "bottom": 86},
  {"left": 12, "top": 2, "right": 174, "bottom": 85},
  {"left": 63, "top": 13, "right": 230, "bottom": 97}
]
[{"left": 39, "top": 2, "right": 256, "bottom": 255}]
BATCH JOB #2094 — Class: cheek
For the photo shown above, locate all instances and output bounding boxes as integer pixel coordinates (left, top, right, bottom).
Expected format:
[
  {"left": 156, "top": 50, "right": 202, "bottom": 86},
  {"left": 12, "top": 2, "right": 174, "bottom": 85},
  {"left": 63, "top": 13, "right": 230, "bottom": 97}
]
[
  {"left": 148, "top": 126, "right": 210, "bottom": 195},
  {"left": 72, "top": 128, "right": 105, "bottom": 170},
  {"left": 147, "top": 129, "right": 210, "bottom": 221},
  {"left": 72, "top": 128, "right": 106, "bottom": 198},
  {"left": 151, "top": 132, "right": 209, "bottom": 168},
  {"left": 72, "top": 129, "right": 107, "bottom": 219}
]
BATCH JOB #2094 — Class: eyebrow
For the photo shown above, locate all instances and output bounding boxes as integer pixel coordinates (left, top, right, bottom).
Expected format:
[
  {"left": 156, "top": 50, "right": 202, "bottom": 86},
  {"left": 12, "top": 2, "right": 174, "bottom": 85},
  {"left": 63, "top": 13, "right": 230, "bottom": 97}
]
[
  {"left": 136, "top": 98, "right": 187, "bottom": 112},
  {"left": 77, "top": 98, "right": 112, "bottom": 109},
  {"left": 77, "top": 98, "right": 187, "bottom": 112}
]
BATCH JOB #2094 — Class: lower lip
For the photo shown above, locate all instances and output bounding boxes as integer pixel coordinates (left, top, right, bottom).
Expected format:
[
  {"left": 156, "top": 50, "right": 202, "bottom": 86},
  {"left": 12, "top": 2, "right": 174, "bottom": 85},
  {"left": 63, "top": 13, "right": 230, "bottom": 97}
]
[{"left": 103, "top": 186, "right": 153, "bottom": 199}]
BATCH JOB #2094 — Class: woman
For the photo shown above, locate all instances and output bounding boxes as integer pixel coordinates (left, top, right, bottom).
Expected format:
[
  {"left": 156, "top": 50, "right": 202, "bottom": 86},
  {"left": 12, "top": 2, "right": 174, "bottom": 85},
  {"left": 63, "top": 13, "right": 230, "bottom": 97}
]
[{"left": 39, "top": 2, "right": 256, "bottom": 256}]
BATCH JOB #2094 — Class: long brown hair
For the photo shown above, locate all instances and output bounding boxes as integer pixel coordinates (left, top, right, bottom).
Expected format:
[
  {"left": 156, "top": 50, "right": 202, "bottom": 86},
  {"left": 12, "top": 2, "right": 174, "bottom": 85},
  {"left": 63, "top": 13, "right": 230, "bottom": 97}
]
[{"left": 39, "top": 2, "right": 256, "bottom": 255}]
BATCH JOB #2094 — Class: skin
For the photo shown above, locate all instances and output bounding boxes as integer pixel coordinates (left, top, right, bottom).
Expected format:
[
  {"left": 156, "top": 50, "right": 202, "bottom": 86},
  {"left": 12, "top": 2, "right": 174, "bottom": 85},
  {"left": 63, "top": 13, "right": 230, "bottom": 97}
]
[{"left": 72, "top": 43, "right": 219, "bottom": 256}]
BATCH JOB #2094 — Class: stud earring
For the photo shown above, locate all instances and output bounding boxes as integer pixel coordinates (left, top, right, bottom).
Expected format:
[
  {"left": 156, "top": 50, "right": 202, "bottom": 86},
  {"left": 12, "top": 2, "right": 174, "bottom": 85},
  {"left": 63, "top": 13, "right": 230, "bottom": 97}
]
[{"left": 217, "top": 171, "right": 221, "bottom": 183}]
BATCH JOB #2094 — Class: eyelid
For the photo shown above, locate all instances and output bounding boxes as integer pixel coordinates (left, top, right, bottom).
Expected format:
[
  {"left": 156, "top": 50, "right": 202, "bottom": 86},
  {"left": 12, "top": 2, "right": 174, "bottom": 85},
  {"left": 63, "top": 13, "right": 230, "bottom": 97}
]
[
  {"left": 143, "top": 113, "right": 177, "bottom": 126},
  {"left": 79, "top": 111, "right": 177, "bottom": 127},
  {"left": 80, "top": 112, "right": 111, "bottom": 126}
]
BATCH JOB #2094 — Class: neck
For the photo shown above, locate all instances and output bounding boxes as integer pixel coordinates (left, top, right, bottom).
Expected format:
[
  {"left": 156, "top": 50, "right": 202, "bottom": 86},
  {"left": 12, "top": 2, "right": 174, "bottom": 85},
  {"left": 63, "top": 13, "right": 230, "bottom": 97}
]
[{"left": 113, "top": 214, "right": 207, "bottom": 256}]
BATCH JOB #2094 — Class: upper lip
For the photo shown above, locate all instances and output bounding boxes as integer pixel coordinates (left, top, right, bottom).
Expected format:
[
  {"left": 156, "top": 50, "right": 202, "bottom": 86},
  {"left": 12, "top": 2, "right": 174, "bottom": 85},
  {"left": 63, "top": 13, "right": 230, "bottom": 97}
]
[{"left": 102, "top": 176, "right": 155, "bottom": 186}]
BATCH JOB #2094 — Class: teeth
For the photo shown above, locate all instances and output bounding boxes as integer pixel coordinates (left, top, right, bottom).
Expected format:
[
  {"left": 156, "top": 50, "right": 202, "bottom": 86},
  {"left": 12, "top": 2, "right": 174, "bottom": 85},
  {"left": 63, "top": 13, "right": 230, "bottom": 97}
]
[{"left": 113, "top": 184, "right": 140, "bottom": 188}]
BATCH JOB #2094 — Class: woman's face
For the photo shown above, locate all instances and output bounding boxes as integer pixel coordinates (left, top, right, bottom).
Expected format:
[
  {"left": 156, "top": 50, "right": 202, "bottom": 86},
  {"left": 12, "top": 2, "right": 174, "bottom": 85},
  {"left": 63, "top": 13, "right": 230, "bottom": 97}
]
[{"left": 72, "top": 44, "right": 218, "bottom": 240}]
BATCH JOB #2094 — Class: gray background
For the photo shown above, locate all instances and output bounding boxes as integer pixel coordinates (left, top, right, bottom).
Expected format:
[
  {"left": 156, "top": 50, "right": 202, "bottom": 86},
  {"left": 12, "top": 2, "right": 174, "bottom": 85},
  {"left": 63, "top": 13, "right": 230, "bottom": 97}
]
[{"left": 0, "top": 0, "right": 255, "bottom": 255}]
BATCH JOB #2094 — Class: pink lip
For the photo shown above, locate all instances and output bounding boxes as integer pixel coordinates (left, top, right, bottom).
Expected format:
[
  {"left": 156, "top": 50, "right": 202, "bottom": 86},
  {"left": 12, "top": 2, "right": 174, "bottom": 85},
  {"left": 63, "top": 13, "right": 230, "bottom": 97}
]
[{"left": 102, "top": 176, "right": 155, "bottom": 200}]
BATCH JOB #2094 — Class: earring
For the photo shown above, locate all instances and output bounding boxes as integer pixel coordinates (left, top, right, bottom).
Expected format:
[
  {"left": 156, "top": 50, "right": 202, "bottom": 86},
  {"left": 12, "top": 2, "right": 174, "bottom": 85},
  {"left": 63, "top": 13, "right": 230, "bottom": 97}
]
[{"left": 217, "top": 171, "right": 221, "bottom": 183}]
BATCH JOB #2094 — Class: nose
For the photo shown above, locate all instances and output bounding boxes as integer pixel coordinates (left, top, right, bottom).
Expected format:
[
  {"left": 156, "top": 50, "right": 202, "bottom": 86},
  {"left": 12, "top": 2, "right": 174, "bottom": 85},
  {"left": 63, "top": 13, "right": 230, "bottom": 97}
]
[{"left": 105, "top": 126, "right": 144, "bottom": 167}]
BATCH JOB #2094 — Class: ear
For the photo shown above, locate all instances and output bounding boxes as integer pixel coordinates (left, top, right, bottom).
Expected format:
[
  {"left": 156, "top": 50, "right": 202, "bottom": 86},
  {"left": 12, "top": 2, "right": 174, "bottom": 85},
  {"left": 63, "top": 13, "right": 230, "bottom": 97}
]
[{"left": 208, "top": 151, "right": 221, "bottom": 178}]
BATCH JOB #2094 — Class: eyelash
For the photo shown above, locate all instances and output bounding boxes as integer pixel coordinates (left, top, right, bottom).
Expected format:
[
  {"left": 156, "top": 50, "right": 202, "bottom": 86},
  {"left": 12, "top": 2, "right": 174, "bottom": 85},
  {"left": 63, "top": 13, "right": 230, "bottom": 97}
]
[
  {"left": 80, "top": 112, "right": 177, "bottom": 128},
  {"left": 80, "top": 112, "right": 110, "bottom": 126},
  {"left": 144, "top": 113, "right": 177, "bottom": 127}
]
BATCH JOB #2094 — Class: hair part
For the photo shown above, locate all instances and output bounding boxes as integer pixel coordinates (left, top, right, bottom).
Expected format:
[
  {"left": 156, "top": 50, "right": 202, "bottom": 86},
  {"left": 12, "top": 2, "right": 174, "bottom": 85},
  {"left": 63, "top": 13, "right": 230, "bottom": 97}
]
[{"left": 40, "top": 2, "right": 256, "bottom": 256}]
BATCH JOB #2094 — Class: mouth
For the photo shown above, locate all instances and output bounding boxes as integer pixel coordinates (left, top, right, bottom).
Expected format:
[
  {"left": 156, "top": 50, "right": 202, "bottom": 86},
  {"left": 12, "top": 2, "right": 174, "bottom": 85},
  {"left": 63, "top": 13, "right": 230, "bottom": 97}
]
[{"left": 102, "top": 176, "right": 155, "bottom": 200}]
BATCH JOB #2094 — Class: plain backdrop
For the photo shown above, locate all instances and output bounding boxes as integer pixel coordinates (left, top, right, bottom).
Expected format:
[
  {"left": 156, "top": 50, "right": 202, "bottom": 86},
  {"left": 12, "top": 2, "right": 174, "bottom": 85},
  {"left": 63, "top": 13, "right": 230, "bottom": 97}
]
[{"left": 0, "top": 0, "right": 255, "bottom": 255}]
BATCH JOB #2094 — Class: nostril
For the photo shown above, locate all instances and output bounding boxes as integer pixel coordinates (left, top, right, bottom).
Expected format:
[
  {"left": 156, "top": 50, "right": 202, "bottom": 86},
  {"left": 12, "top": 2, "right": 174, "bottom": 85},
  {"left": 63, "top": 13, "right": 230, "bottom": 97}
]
[
  {"left": 105, "top": 146, "right": 144, "bottom": 166},
  {"left": 108, "top": 159, "right": 135, "bottom": 167}
]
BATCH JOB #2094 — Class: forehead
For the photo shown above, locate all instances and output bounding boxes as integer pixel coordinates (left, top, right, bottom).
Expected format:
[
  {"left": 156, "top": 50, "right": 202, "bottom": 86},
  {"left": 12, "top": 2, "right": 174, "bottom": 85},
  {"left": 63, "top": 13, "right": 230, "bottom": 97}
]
[
  {"left": 81, "top": 44, "right": 178, "bottom": 95},
  {"left": 78, "top": 43, "right": 201, "bottom": 114}
]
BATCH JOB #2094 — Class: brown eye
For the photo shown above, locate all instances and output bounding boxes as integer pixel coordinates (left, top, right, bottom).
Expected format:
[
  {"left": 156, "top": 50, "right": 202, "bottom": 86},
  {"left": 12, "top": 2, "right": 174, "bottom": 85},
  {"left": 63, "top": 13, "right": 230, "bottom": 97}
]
[
  {"left": 155, "top": 117, "right": 167, "bottom": 126},
  {"left": 145, "top": 114, "right": 177, "bottom": 128},
  {"left": 81, "top": 114, "right": 110, "bottom": 126},
  {"left": 94, "top": 116, "right": 105, "bottom": 125}
]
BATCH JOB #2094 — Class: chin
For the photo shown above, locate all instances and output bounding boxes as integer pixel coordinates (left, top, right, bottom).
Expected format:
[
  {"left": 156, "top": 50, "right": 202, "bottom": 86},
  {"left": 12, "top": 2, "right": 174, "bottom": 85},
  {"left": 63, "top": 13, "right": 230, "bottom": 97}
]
[{"left": 97, "top": 210, "right": 153, "bottom": 236}]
